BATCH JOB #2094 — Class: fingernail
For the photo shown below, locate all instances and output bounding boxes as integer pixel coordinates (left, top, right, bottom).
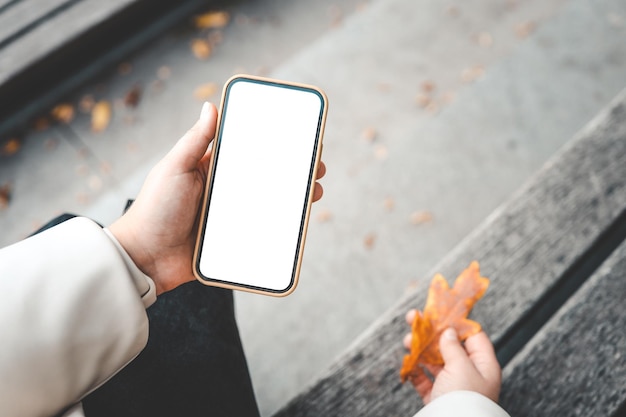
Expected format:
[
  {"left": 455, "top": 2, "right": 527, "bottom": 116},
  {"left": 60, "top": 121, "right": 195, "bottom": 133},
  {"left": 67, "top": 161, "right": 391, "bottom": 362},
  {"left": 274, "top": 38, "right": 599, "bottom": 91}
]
[
  {"left": 443, "top": 328, "right": 458, "bottom": 340},
  {"left": 200, "top": 101, "right": 209, "bottom": 120}
]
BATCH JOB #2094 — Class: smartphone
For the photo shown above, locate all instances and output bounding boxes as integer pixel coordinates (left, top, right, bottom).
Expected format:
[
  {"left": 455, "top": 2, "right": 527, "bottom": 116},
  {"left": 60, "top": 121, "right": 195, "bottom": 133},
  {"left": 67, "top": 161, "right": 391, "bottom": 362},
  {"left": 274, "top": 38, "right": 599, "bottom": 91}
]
[{"left": 193, "top": 75, "right": 328, "bottom": 296}]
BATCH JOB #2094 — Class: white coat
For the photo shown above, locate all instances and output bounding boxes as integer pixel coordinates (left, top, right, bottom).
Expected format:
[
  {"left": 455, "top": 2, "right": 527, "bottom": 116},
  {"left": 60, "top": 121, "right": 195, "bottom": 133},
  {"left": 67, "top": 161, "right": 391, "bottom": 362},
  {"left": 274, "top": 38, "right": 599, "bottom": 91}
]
[{"left": 0, "top": 217, "right": 508, "bottom": 417}]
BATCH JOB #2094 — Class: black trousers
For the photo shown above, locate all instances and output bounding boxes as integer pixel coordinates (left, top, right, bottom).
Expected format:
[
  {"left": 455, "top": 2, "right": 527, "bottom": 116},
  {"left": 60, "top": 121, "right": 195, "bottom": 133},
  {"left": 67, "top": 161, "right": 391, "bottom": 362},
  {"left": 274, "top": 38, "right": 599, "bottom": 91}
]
[{"left": 35, "top": 215, "right": 260, "bottom": 417}]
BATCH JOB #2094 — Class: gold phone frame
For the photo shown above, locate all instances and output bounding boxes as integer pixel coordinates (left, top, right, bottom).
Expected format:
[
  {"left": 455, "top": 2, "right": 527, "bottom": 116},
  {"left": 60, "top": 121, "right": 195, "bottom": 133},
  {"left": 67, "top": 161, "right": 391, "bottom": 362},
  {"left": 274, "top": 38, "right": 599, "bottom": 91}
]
[{"left": 192, "top": 74, "right": 328, "bottom": 296}]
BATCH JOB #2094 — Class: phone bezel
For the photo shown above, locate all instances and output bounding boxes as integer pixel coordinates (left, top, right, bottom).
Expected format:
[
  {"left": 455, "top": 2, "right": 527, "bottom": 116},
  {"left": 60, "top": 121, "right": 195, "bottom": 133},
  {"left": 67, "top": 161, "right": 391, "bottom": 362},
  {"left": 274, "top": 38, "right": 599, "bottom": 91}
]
[{"left": 192, "top": 74, "right": 328, "bottom": 296}]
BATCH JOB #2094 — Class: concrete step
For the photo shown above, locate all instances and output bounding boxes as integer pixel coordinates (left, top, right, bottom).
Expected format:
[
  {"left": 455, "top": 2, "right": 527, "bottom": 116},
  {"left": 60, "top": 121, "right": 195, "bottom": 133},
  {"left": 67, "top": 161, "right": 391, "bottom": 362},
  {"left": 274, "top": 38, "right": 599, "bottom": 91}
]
[{"left": 233, "top": 0, "right": 626, "bottom": 414}]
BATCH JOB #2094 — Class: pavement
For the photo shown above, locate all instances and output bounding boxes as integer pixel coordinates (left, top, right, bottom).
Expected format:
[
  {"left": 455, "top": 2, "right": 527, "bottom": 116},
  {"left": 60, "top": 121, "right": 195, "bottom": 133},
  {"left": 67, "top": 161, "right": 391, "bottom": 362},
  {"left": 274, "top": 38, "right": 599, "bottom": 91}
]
[{"left": 1, "top": 0, "right": 625, "bottom": 415}]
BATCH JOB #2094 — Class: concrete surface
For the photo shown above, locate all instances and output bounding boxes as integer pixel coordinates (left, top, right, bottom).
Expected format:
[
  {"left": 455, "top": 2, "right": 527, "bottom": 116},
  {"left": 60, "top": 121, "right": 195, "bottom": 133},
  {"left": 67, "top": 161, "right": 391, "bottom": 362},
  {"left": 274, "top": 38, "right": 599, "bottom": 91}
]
[{"left": 1, "top": 0, "right": 625, "bottom": 415}]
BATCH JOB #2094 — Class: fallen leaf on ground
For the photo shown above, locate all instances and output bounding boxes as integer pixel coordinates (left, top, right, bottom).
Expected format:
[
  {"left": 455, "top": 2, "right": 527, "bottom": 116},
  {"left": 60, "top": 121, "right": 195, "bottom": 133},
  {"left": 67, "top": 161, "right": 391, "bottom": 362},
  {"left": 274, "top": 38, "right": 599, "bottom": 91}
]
[
  {"left": 421, "top": 80, "right": 436, "bottom": 93},
  {"left": 194, "top": 83, "right": 218, "bottom": 100},
  {"left": 415, "top": 93, "right": 431, "bottom": 108},
  {"left": 44, "top": 138, "right": 58, "bottom": 151},
  {"left": 476, "top": 31, "right": 493, "bottom": 48},
  {"left": 361, "top": 127, "right": 377, "bottom": 142},
  {"left": 461, "top": 65, "right": 485, "bottom": 83},
  {"left": 91, "top": 101, "right": 112, "bottom": 132},
  {"left": 0, "top": 183, "right": 11, "bottom": 210},
  {"left": 356, "top": 2, "right": 368, "bottom": 12},
  {"left": 208, "top": 31, "right": 224, "bottom": 46},
  {"left": 328, "top": 4, "right": 343, "bottom": 27},
  {"left": 100, "top": 161, "right": 112, "bottom": 175},
  {"left": 2, "top": 138, "right": 21, "bottom": 155},
  {"left": 51, "top": 104, "right": 75, "bottom": 124},
  {"left": 191, "top": 39, "right": 212, "bottom": 60},
  {"left": 118, "top": 62, "right": 132, "bottom": 75},
  {"left": 440, "top": 91, "right": 456, "bottom": 105},
  {"left": 400, "top": 261, "right": 489, "bottom": 385},
  {"left": 88, "top": 175, "right": 103, "bottom": 191},
  {"left": 515, "top": 21, "right": 535, "bottom": 39},
  {"left": 410, "top": 210, "right": 434, "bottom": 225},
  {"left": 75, "top": 164, "right": 89, "bottom": 177},
  {"left": 235, "top": 14, "right": 250, "bottom": 26},
  {"left": 364, "top": 233, "right": 376, "bottom": 249},
  {"left": 425, "top": 102, "right": 439, "bottom": 115},
  {"left": 194, "top": 11, "right": 230, "bottom": 29},
  {"left": 377, "top": 82, "right": 392, "bottom": 92},
  {"left": 316, "top": 209, "right": 333, "bottom": 223},
  {"left": 124, "top": 85, "right": 142, "bottom": 108},
  {"left": 157, "top": 66, "right": 172, "bottom": 80},
  {"left": 79, "top": 95, "right": 95, "bottom": 113},
  {"left": 384, "top": 197, "right": 395, "bottom": 211},
  {"left": 34, "top": 117, "right": 50, "bottom": 131},
  {"left": 374, "top": 144, "right": 388, "bottom": 160},
  {"left": 445, "top": 5, "right": 460, "bottom": 17}
]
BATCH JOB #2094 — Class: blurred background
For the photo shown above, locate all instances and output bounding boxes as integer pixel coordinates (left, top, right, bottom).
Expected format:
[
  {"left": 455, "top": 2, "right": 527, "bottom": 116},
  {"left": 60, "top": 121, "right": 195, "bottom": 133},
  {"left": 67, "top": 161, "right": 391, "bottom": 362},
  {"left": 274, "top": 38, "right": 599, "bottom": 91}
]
[{"left": 1, "top": 0, "right": 625, "bottom": 415}]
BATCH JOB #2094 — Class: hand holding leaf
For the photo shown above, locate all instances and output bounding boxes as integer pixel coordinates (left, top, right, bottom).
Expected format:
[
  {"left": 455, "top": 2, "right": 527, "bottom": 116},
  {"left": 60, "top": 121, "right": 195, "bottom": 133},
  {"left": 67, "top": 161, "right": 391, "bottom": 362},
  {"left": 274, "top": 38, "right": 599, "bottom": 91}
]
[{"left": 400, "top": 261, "right": 489, "bottom": 385}]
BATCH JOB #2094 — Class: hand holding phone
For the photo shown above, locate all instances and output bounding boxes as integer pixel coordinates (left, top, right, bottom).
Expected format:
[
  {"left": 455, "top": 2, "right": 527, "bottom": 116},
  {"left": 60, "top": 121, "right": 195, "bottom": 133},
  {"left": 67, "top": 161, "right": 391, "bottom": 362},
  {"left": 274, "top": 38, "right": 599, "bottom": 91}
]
[{"left": 193, "top": 75, "right": 328, "bottom": 296}]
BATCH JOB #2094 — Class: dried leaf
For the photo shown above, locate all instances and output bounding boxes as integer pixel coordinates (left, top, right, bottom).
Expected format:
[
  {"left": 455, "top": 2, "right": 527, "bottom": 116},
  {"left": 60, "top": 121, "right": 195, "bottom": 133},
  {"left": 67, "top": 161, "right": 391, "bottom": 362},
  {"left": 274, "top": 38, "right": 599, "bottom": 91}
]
[
  {"left": 151, "top": 79, "right": 165, "bottom": 93},
  {"left": 208, "top": 31, "right": 224, "bottom": 46},
  {"left": 194, "top": 11, "right": 230, "bottom": 29},
  {"left": 384, "top": 197, "right": 395, "bottom": 211},
  {"left": 88, "top": 175, "right": 103, "bottom": 191},
  {"left": 410, "top": 210, "right": 434, "bottom": 225},
  {"left": 79, "top": 95, "right": 95, "bottom": 113},
  {"left": 191, "top": 39, "right": 212, "bottom": 60},
  {"left": 377, "top": 82, "right": 392, "bottom": 92},
  {"left": 515, "top": 21, "right": 535, "bottom": 39},
  {"left": 33, "top": 117, "right": 50, "bottom": 131},
  {"left": 440, "top": 91, "right": 456, "bottom": 105},
  {"left": 2, "top": 138, "right": 21, "bottom": 155},
  {"left": 461, "top": 65, "right": 485, "bottom": 83},
  {"left": 415, "top": 93, "right": 431, "bottom": 108},
  {"left": 476, "top": 31, "right": 493, "bottom": 48},
  {"left": 75, "top": 164, "right": 89, "bottom": 177},
  {"left": 421, "top": 80, "right": 436, "bottom": 93},
  {"left": 44, "top": 138, "right": 58, "bottom": 151},
  {"left": 364, "top": 233, "right": 376, "bottom": 249},
  {"left": 235, "top": 14, "right": 250, "bottom": 26},
  {"left": 91, "top": 101, "right": 112, "bottom": 133},
  {"left": 400, "top": 262, "right": 489, "bottom": 385},
  {"left": 361, "top": 127, "right": 377, "bottom": 142},
  {"left": 328, "top": 5, "right": 343, "bottom": 27},
  {"left": 316, "top": 209, "right": 333, "bottom": 223},
  {"left": 445, "top": 5, "right": 460, "bottom": 17},
  {"left": 100, "top": 161, "right": 112, "bottom": 175},
  {"left": 118, "top": 62, "right": 132, "bottom": 75},
  {"left": 374, "top": 144, "right": 388, "bottom": 160},
  {"left": 51, "top": 104, "right": 75, "bottom": 124},
  {"left": 124, "top": 85, "right": 142, "bottom": 108},
  {"left": 0, "top": 183, "right": 11, "bottom": 210},
  {"left": 157, "top": 66, "right": 172, "bottom": 80},
  {"left": 194, "top": 83, "right": 218, "bottom": 100},
  {"left": 76, "top": 192, "right": 90, "bottom": 205}
]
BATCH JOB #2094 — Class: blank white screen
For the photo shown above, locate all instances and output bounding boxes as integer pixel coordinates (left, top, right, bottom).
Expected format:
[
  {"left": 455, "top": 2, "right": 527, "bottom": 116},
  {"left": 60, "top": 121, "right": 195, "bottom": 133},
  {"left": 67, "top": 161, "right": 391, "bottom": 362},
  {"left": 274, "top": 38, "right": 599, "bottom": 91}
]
[{"left": 198, "top": 79, "right": 323, "bottom": 292}]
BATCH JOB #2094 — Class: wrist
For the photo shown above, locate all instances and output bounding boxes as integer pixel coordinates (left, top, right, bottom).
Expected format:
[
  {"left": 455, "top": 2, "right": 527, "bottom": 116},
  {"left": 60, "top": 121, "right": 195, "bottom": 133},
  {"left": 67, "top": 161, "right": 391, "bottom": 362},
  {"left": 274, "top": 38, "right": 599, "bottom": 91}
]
[{"left": 108, "top": 217, "right": 157, "bottom": 282}]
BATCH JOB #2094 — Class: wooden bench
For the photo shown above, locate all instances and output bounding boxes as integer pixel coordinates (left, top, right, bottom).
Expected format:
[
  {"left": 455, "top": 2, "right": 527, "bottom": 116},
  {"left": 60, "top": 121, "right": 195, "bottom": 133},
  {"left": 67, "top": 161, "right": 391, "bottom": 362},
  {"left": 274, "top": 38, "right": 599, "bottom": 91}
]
[
  {"left": 0, "top": 0, "right": 209, "bottom": 139},
  {"left": 271, "top": 88, "right": 626, "bottom": 417}
]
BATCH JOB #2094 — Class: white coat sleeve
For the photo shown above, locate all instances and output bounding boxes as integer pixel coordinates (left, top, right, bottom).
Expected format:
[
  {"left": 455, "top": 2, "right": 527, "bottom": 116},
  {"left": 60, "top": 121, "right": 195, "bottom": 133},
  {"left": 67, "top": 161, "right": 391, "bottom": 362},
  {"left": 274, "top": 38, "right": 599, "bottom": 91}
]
[
  {"left": 413, "top": 391, "right": 510, "bottom": 417},
  {"left": 0, "top": 217, "right": 157, "bottom": 417}
]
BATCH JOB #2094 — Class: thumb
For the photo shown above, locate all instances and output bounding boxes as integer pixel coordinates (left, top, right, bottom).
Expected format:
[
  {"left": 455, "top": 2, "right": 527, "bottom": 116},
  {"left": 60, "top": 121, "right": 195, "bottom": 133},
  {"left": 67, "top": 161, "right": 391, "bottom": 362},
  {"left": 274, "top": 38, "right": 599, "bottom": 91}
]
[
  {"left": 169, "top": 102, "right": 217, "bottom": 171},
  {"left": 439, "top": 328, "right": 470, "bottom": 367}
]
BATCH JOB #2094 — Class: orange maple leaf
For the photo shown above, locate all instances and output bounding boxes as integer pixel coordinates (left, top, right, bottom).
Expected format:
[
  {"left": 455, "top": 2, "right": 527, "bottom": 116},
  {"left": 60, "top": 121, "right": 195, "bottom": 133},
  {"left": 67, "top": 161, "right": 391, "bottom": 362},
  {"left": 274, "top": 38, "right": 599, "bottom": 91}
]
[{"left": 400, "top": 261, "right": 489, "bottom": 385}]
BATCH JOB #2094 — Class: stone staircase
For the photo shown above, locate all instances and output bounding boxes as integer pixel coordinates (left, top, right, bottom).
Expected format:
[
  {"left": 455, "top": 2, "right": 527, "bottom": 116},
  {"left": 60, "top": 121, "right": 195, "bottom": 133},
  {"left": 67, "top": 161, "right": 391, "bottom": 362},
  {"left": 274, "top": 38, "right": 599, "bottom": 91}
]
[{"left": 0, "top": 0, "right": 625, "bottom": 415}]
